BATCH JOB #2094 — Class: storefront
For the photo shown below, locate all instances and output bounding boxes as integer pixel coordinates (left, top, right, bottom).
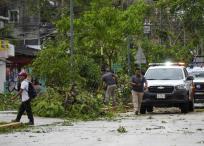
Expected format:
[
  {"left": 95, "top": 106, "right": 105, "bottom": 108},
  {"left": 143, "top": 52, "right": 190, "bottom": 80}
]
[{"left": 0, "top": 40, "right": 15, "bottom": 93}]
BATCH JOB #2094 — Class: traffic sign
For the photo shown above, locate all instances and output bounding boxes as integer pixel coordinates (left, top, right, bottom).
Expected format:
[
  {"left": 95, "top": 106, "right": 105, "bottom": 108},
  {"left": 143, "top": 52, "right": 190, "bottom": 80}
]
[
  {"left": 112, "top": 64, "right": 122, "bottom": 73},
  {"left": 135, "top": 47, "right": 146, "bottom": 64}
]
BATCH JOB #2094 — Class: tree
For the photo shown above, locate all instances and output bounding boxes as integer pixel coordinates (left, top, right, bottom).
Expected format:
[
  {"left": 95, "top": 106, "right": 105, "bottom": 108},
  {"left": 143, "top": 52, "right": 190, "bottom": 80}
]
[
  {"left": 73, "top": 0, "right": 148, "bottom": 69},
  {"left": 154, "top": 0, "right": 204, "bottom": 55}
]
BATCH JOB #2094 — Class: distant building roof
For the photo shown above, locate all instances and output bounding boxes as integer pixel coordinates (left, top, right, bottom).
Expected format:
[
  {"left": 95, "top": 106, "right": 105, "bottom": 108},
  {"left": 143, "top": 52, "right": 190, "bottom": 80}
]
[{"left": 26, "top": 45, "right": 41, "bottom": 50}]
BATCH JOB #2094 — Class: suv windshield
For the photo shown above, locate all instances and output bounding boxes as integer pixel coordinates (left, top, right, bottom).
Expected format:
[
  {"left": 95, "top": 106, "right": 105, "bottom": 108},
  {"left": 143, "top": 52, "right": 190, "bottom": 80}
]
[{"left": 145, "top": 68, "right": 184, "bottom": 80}]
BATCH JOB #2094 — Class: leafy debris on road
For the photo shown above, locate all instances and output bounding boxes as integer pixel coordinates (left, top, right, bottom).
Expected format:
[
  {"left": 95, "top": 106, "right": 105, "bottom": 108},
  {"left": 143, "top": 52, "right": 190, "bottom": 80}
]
[
  {"left": 62, "top": 120, "right": 74, "bottom": 126},
  {"left": 117, "top": 126, "right": 127, "bottom": 133}
]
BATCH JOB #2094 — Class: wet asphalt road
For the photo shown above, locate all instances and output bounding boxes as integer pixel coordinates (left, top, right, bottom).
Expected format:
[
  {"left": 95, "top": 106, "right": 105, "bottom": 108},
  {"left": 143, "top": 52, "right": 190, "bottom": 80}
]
[{"left": 0, "top": 108, "right": 204, "bottom": 146}]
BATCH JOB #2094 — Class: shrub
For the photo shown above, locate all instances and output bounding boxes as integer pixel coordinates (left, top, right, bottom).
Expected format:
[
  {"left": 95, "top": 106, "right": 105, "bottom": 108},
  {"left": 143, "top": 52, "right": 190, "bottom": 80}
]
[
  {"left": 116, "top": 74, "right": 131, "bottom": 105},
  {"left": 64, "top": 91, "right": 104, "bottom": 120},
  {"left": 32, "top": 87, "right": 110, "bottom": 120},
  {"left": 0, "top": 93, "right": 19, "bottom": 111},
  {"left": 32, "top": 88, "right": 65, "bottom": 117}
]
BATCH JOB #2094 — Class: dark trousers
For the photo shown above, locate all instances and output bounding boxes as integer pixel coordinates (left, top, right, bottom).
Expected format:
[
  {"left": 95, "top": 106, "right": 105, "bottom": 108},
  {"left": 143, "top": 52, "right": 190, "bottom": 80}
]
[{"left": 16, "top": 99, "right": 34, "bottom": 123}]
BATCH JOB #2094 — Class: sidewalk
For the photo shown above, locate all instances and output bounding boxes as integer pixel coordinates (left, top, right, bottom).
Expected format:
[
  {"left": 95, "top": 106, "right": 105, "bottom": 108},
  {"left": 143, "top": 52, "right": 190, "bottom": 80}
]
[{"left": 0, "top": 111, "right": 64, "bottom": 126}]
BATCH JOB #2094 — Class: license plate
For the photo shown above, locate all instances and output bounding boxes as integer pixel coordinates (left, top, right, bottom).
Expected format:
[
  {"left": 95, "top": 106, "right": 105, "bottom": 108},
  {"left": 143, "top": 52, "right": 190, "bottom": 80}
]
[{"left": 157, "top": 94, "right": 165, "bottom": 99}]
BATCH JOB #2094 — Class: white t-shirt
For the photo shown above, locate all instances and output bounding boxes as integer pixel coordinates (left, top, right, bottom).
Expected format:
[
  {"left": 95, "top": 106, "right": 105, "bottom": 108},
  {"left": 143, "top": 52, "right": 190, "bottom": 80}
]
[{"left": 20, "top": 79, "right": 29, "bottom": 102}]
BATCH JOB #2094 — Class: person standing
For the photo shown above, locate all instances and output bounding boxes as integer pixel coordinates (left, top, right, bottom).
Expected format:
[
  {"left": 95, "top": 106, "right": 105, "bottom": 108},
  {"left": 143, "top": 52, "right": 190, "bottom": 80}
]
[
  {"left": 130, "top": 69, "right": 148, "bottom": 115},
  {"left": 12, "top": 72, "right": 34, "bottom": 125},
  {"left": 102, "top": 69, "right": 117, "bottom": 106}
]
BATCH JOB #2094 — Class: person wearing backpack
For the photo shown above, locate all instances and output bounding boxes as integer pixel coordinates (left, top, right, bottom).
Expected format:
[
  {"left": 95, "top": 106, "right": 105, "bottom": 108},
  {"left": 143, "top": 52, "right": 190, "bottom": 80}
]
[{"left": 11, "top": 72, "right": 34, "bottom": 125}]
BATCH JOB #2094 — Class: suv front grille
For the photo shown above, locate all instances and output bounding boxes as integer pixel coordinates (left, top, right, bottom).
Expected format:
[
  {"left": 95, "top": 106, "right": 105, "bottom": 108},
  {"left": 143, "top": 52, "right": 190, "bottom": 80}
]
[
  {"left": 194, "top": 83, "right": 204, "bottom": 91},
  {"left": 149, "top": 86, "right": 174, "bottom": 93}
]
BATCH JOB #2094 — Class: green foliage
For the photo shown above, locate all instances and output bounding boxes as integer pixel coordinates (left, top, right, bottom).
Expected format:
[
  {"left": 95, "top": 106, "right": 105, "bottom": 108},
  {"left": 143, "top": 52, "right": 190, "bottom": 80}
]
[
  {"left": 32, "top": 88, "right": 65, "bottom": 117},
  {"left": 32, "top": 87, "right": 116, "bottom": 120},
  {"left": 120, "top": 0, "right": 148, "bottom": 35},
  {"left": 73, "top": 1, "right": 148, "bottom": 68},
  {"left": 64, "top": 91, "right": 105, "bottom": 120},
  {"left": 32, "top": 40, "right": 79, "bottom": 88},
  {"left": 77, "top": 56, "right": 100, "bottom": 91},
  {"left": 75, "top": 6, "right": 123, "bottom": 66},
  {"left": 117, "top": 126, "right": 128, "bottom": 133},
  {"left": 33, "top": 1, "right": 149, "bottom": 88},
  {"left": 116, "top": 74, "right": 131, "bottom": 105},
  {"left": 155, "top": 0, "right": 204, "bottom": 53},
  {"left": 140, "top": 39, "right": 192, "bottom": 64},
  {"left": 33, "top": 100, "right": 64, "bottom": 117},
  {"left": 0, "top": 93, "right": 19, "bottom": 111}
]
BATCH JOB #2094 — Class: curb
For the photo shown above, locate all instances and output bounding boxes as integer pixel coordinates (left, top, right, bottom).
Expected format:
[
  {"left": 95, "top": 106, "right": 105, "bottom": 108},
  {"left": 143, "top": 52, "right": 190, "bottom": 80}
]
[{"left": 0, "top": 111, "right": 17, "bottom": 114}]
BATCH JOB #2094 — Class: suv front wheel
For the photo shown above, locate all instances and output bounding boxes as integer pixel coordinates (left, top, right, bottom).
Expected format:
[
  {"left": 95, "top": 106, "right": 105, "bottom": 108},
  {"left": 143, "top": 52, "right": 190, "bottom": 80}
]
[
  {"left": 180, "top": 103, "right": 189, "bottom": 113},
  {"left": 189, "top": 98, "right": 194, "bottom": 112}
]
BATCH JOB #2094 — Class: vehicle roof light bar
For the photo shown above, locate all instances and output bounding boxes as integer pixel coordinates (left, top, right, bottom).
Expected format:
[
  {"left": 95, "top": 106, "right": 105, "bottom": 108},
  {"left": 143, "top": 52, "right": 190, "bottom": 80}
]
[{"left": 149, "top": 62, "right": 185, "bottom": 66}]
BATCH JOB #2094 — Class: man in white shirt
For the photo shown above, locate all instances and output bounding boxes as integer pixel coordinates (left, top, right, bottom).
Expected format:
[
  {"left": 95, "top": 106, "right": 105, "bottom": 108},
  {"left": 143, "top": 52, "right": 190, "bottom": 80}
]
[{"left": 12, "top": 72, "right": 34, "bottom": 125}]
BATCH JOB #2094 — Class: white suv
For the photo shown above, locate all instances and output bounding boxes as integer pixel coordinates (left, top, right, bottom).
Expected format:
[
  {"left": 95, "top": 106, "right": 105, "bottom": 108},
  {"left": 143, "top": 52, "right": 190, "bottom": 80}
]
[
  {"left": 141, "top": 63, "right": 194, "bottom": 114},
  {"left": 187, "top": 66, "right": 204, "bottom": 103}
]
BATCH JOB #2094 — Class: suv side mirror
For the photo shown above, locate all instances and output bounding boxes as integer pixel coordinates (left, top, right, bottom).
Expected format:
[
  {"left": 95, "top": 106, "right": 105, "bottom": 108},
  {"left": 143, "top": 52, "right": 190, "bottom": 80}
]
[{"left": 186, "top": 76, "right": 194, "bottom": 80}]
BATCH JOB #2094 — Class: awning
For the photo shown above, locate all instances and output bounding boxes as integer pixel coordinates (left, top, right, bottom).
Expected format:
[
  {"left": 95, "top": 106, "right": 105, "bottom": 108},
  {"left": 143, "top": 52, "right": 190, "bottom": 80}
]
[{"left": 26, "top": 45, "right": 41, "bottom": 50}]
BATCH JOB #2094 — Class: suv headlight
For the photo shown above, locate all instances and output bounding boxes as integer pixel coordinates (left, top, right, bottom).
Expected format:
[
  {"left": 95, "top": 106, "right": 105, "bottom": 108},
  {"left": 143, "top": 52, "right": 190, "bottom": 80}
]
[{"left": 175, "top": 84, "right": 186, "bottom": 90}]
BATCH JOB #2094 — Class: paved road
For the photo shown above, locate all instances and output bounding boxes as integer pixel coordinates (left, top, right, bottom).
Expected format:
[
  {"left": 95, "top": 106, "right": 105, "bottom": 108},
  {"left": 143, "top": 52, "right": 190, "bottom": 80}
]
[{"left": 0, "top": 109, "right": 204, "bottom": 146}]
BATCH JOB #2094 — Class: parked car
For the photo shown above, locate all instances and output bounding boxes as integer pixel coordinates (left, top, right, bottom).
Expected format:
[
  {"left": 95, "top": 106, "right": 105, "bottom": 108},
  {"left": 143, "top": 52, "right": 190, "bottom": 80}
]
[
  {"left": 141, "top": 62, "right": 194, "bottom": 114},
  {"left": 187, "top": 66, "right": 204, "bottom": 103}
]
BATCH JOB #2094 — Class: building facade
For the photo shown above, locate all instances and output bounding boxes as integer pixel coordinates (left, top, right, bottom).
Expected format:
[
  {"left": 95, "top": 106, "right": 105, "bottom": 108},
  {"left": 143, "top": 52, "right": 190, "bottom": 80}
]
[{"left": 0, "top": 0, "right": 42, "bottom": 93}]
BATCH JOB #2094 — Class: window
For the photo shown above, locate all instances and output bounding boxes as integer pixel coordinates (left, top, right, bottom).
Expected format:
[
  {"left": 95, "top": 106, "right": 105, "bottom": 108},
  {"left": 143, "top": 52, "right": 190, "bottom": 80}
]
[{"left": 8, "top": 10, "right": 19, "bottom": 23}]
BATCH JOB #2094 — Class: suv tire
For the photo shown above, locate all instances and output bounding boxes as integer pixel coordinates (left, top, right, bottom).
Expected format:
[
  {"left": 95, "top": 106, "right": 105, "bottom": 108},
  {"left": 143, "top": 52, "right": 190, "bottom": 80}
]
[
  {"left": 189, "top": 99, "right": 194, "bottom": 112},
  {"left": 180, "top": 103, "right": 189, "bottom": 113}
]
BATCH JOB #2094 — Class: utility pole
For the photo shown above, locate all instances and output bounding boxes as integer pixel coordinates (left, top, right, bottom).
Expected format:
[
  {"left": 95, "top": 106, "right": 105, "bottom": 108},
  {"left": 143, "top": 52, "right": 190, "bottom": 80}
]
[
  {"left": 70, "top": 0, "right": 74, "bottom": 55},
  {"left": 127, "top": 35, "right": 131, "bottom": 76},
  {"left": 183, "top": 26, "right": 186, "bottom": 47},
  {"left": 159, "top": 7, "right": 162, "bottom": 45},
  {"left": 38, "top": 0, "right": 41, "bottom": 46}
]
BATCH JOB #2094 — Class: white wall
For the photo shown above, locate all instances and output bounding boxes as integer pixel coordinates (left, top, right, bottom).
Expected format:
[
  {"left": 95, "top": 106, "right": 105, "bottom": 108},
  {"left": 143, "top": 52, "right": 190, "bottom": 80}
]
[{"left": 0, "top": 61, "right": 6, "bottom": 93}]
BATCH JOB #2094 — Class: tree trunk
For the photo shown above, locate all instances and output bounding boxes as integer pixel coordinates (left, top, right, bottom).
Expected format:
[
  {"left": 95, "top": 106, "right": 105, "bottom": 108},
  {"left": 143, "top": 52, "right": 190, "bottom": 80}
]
[{"left": 108, "top": 56, "right": 112, "bottom": 71}]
